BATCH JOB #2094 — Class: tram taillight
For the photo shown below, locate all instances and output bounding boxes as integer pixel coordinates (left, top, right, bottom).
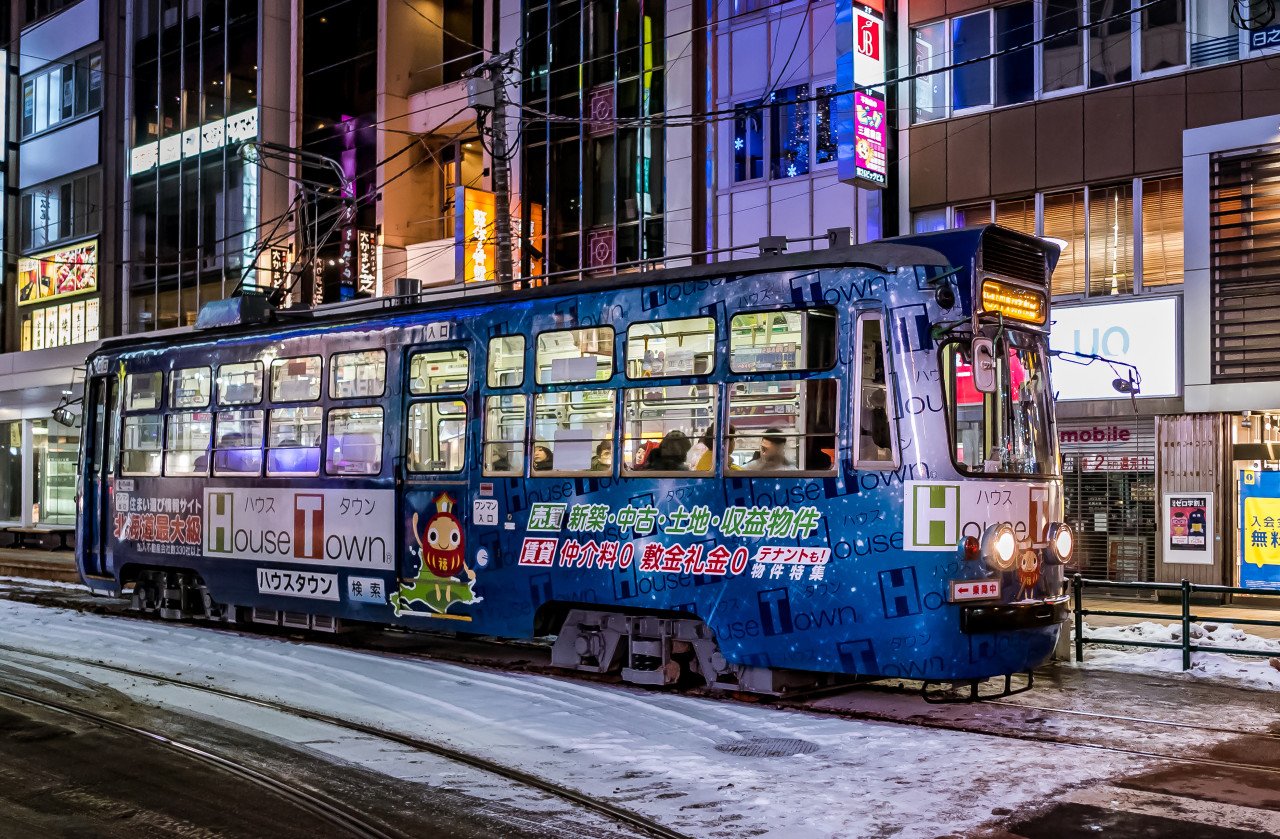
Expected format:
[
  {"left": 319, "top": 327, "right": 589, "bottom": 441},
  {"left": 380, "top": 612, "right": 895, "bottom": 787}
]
[{"left": 962, "top": 536, "right": 981, "bottom": 562}]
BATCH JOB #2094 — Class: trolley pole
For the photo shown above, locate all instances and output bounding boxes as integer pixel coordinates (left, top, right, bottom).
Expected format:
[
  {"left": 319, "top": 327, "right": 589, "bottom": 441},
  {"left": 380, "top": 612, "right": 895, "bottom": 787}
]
[{"left": 466, "top": 51, "right": 517, "bottom": 287}]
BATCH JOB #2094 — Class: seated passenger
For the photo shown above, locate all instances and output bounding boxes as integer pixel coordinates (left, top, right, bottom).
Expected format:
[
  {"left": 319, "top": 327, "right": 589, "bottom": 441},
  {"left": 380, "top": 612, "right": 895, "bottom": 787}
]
[
  {"left": 590, "top": 442, "right": 612, "bottom": 472},
  {"left": 489, "top": 450, "right": 513, "bottom": 473},
  {"left": 690, "top": 424, "right": 715, "bottom": 472},
  {"left": 647, "top": 430, "right": 691, "bottom": 470},
  {"left": 744, "top": 428, "right": 791, "bottom": 471},
  {"left": 532, "top": 445, "right": 553, "bottom": 471}
]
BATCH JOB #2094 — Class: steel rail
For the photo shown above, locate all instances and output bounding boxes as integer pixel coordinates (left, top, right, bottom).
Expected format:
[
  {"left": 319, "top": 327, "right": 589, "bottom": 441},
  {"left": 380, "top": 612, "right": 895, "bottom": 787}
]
[
  {"left": 0, "top": 685, "right": 400, "bottom": 839},
  {"left": 0, "top": 642, "right": 691, "bottom": 839}
]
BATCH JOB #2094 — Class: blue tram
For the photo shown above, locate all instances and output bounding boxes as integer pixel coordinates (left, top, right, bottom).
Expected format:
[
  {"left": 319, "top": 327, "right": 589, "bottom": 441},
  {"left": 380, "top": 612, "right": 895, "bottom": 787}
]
[{"left": 77, "top": 225, "right": 1073, "bottom": 692}]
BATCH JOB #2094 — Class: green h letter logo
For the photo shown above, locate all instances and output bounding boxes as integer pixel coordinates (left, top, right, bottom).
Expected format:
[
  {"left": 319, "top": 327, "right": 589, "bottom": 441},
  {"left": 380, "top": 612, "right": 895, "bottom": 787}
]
[
  {"left": 912, "top": 484, "right": 959, "bottom": 548},
  {"left": 207, "top": 492, "right": 234, "bottom": 554}
]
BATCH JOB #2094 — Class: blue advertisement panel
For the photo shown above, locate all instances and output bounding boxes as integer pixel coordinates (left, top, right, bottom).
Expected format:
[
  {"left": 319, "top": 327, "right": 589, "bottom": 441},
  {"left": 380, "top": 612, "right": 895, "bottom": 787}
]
[{"left": 1238, "top": 470, "right": 1280, "bottom": 590}]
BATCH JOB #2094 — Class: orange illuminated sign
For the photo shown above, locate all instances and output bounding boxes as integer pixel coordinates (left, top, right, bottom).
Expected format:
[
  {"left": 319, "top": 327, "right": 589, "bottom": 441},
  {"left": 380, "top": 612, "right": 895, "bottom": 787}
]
[
  {"left": 979, "top": 278, "right": 1046, "bottom": 325},
  {"left": 455, "top": 187, "right": 545, "bottom": 283}
]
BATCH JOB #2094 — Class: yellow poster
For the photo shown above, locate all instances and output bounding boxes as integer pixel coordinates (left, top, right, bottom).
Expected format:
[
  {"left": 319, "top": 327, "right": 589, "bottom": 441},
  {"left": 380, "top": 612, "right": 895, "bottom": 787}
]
[{"left": 1242, "top": 497, "right": 1280, "bottom": 567}]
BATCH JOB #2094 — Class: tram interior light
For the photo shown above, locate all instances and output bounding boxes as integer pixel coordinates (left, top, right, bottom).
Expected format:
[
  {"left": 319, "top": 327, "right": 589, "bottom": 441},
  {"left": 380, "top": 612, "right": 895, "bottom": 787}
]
[{"left": 982, "top": 523, "right": 1018, "bottom": 572}]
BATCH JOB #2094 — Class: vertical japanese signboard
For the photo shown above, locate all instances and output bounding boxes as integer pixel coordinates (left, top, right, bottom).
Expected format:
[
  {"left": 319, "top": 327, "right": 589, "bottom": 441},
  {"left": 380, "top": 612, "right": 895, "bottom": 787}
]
[
  {"left": 455, "top": 187, "right": 546, "bottom": 283},
  {"left": 1240, "top": 471, "right": 1280, "bottom": 590},
  {"left": 836, "top": 1, "right": 888, "bottom": 189}
]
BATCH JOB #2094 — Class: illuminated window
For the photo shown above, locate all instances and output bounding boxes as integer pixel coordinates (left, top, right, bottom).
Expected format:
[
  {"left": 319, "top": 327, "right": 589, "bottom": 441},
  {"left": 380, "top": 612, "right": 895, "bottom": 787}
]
[
  {"left": 733, "top": 100, "right": 764, "bottom": 182},
  {"left": 532, "top": 390, "right": 616, "bottom": 474},
  {"left": 626, "top": 317, "right": 716, "bottom": 378},
  {"left": 535, "top": 327, "right": 614, "bottom": 384},
  {"left": 267, "top": 407, "right": 322, "bottom": 476},
  {"left": 326, "top": 407, "right": 384, "bottom": 476},
  {"left": 622, "top": 385, "right": 717, "bottom": 474},
  {"left": 727, "top": 380, "right": 838, "bottom": 473},
  {"left": 171, "top": 367, "right": 211, "bottom": 409},
  {"left": 409, "top": 349, "right": 470, "bottom": 395},
  {"left": 218, "top": 362, "right": 264, "bottom": 406},
  {"left": 121, "top": 415, "right": 163, "bottom": 476},
  {"left": 487, "top": 336, "right": 525, "bottom": 387},
  {"left": 408, "top": 401, "right": 467, "bottom": 473},
  {"left": 164, "top": 412, "right": 212, "bottom": 476},
  {"left": 729, "top": 309, "right": 836, "bottom": 373},
  {"left": 770, "top": 85, "right": 810, "bottom": 179},
  {"left": 483, "top": 394, "right": 526, "bottom": 476},
  {"left": 213, "top": 410, "right": 263, "bottom": 476},
  {"left": 331, "top": 350, "right": 386, "bottom": 399},
  {"left": 270, "top": 356, "right": 322, "bottom": 402},
  {"left": 125, "top": 372, "right": 163, "bottom": 411}
]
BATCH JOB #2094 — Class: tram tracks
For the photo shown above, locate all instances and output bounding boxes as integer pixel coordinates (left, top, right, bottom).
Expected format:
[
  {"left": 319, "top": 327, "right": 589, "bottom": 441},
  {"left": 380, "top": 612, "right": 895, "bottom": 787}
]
[
  {"left": 0, "top": 684, "right": 400, "bottom": 839},
  {"left": 0, "top": 641, "right": 692, "bottom": 839}
]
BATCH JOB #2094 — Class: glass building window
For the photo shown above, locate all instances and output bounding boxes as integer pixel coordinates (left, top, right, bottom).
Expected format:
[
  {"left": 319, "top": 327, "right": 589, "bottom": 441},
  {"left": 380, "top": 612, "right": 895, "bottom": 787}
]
[
  {"left": 1043, "top": 0, "right": 1084, "bottom": 91},
  {"left": 770, "top": 85, "right": 810, "bottom": 179},
  {"left": 1190, "top": 0, "right": 1238, "bottom": 66},
  {"left": 20, "top": 52, "right": 103, "bottom": 138},
  {"left": 20, "top": 171, "right": 102, "bottom": 252},
  {"left": 32, "top": 419, "right": 79, "bottom": 526},
  {"left": 1089, "top": 0, "right": 1133, "bottom": 87},
  {"left": 994, "top": 197, "right": 1036, "bottom": 235},
  {"left": 814, "top": 85, "right": 837, "bottom": 165},
  {"left": 1088, "top": 183, "right": 1134, "bottom": 296},
  {"left": 734, "top": 100, "right": 765, "bottom": 182},
  {"left": 912, "top": 21, "right": 949, "bottom": 123},
  {"left": 1141, "top": 176, "right": 1183, "bottom": 287},
  {"left": 954, "top": 202, "right": 992, "bottom": 228},
  {"left": 0, "top": 422, "right": 21, "bottom": 522},
  {"left": 1142, "top": 0, "right": 1187, "bottom": 72},
  {"left": 994, "top": 3, "right": 1034, "bottom": 106},
  {"left": 1044, "top": 190, "right": 1087, "bottom": 297},
  {"left": 951, "top": 12, "right": 992, "bottom": 112}
]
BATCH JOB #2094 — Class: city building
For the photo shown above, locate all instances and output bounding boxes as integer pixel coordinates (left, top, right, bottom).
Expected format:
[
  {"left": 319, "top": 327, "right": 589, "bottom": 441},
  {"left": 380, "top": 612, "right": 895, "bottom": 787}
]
[
  {"left": 897, "top": 0, "right": 1279, "bottom": 590},
  {"left": 1, "top": 0, "right": 126, "bottom": 530}
]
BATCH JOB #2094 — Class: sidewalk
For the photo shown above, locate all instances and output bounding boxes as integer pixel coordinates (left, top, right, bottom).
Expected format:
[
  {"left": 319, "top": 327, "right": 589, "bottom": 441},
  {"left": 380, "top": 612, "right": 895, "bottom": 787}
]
[
  {"left": 0, "top": 548, "right": 79, "bottom": 584},
  {"left": 1081, "top": 594, "right": 1280, "bottom": 640}
]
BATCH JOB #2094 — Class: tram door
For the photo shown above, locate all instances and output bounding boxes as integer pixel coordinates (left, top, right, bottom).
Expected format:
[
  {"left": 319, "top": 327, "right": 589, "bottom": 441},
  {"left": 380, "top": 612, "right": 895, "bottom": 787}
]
[{"left": 81, "top": 375, "right": 117, "bottom": 577}]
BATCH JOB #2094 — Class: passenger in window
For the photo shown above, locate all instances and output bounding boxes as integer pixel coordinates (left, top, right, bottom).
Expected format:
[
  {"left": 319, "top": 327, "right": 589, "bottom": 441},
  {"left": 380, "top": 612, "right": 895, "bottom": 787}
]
[
  {"left": 532, "top": 445, "right": 554, "bottom": 471},
  {"left": 689, "top": 425, "right": 715, "bottom": 471},
  {"left": 590, "top": 442, "right": 612, "bottom": 472},
  {"left": 647, "top": 431, "right": 691, "bottom": 470},
  {"left": 490, "top": 450, "right": 512, "bottom": 473},
  {"left": 745, "top": 428, "right": 791, "bottom": 471},
  {"left": 211, "top": 432, "right": 245, "bottom": 473}
]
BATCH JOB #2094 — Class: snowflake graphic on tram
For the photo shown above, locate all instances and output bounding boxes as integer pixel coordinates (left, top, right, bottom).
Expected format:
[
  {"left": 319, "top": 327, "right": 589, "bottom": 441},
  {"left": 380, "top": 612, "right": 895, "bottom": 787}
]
[{"left": 76, "top": 226, "right": 1074, "bottom": 694}]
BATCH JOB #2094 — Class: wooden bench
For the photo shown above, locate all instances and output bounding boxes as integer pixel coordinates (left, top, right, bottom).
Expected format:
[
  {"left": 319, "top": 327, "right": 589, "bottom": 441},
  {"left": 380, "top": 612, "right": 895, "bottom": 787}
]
[{"left": 5, "top": 526, "right": 75, "bottom": 551}]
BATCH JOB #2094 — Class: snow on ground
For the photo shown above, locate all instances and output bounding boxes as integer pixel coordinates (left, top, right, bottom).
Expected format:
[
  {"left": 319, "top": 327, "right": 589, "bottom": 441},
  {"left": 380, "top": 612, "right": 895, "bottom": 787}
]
[
  {"left": 1078, "top": 621, "right": 1280, "bottom": 691},
  {"left": 0, "top": 576, "right": 89, "bottom": 591},
  {"left": 0, "top": 599, "right": 1146, "bottom": 839}
]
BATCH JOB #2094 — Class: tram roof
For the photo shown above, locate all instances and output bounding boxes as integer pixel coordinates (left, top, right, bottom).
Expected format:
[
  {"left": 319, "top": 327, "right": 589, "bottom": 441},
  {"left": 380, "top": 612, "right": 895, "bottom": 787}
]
[{"left": 93, "top": 231, "right": 991, "bottom": 358}]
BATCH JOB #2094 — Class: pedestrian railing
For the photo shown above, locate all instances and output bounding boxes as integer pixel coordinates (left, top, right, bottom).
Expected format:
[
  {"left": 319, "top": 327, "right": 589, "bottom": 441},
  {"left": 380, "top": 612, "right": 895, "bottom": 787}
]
[{"left": 1072, "top": 574, "right": 1280, "bottom": 670}]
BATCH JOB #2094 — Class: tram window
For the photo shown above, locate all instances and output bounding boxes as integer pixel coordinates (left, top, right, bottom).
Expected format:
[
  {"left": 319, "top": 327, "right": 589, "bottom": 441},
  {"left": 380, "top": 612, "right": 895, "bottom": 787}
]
[
  {"left": 126, "top": 372, "right": 163, "bottom": 411},
  {"left": 728, "top": 309, "right": 837, "bottom": 373},
  {"left": 332, "top": 350, "right": 387, "bottom": 399},
  {"left": 532, "top": 390, "right": 616, "bottom": 474},
  {"left": 326, "top": 407, "right": 384, "bottom": 476},
  {"left": 121, "top": 415, "right": 163, "bottom": 476},
  {"left": 218, "top": 362, "right": 264, "bottom": 406},
  {"left": 171, "top": 368, "right": 211, "bottom": 409},
  {"left": 487, "top": 336, "right": 525, "bottom": 387},
  {"left": 267, "top": 407, "right": 322, "bottom": 476},
  {"left": 727, "top": 379, "right": 838, "bottom": 473},
  {"left": 622, "top": 385, "right": 717, "bottom": 474},
  {"left": 483, "top": 394, "right": 526, "bottom": 476},
  {"left": 626, "top": 317, "right": 716, "bottom": 379},
  {"left": 270, "top": 356, "right": 321, "bottom": 403},
  {"left": 407, "top": 401, "right": 467, "bottom": 473},
  {"left": 535, "top": 327, "right": 614, "bottom": 384},
  {"left": 213, "top": 410, "right": 264, "bottom": 476},
  {"left": 854, "top": 314, "right": 896, "bottom": 468},
  {"left": 164, "top": 412, "right": 213, "bottom": 476},
  {"left": 409, "top": 349, "right": 470, "bottom": 395}
]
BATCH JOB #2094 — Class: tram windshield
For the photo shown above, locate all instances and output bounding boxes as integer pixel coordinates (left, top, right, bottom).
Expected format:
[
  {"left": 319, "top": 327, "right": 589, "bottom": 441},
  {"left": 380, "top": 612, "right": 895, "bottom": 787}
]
[{"left": 942, "top": 331, "right": 1056, "bottom": 477}]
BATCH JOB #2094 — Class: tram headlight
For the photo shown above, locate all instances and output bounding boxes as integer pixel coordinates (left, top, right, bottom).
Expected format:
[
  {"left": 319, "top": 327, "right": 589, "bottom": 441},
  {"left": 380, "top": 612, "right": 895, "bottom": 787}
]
[
  {"left": 1048, "top": 522, "right": 1074, "bottom": 562},
  {"left": 982, "top": 523, "right": 1018, "bottom": 572}
]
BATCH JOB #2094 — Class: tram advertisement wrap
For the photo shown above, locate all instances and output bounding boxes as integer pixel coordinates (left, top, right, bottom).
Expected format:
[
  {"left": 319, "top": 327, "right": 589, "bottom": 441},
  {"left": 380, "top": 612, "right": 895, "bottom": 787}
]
[
  {"left": 901, "top": 480, "right": 1051, "bottom": 551},
  {"left": 202, "top": 487, "right": 395, "bottom": 569},
  {"left": 1240, "top": 471, "right": 1280, "bottom": 590}
]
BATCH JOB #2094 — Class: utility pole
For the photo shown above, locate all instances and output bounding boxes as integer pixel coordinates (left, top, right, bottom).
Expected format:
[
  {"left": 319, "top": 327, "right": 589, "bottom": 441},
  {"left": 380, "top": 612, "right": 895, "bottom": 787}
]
[{"left": 466, "top": 50, "right": 517, "bottom": 287}]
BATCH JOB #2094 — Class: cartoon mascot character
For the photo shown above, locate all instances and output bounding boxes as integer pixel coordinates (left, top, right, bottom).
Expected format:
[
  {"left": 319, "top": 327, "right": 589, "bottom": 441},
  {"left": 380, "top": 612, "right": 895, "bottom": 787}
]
[
  {"left": 1015, "top": 550, "right": 1041, "bottom": 601},
  {"left": 391, "top": 493, "right": 480, "bottom": 617}
]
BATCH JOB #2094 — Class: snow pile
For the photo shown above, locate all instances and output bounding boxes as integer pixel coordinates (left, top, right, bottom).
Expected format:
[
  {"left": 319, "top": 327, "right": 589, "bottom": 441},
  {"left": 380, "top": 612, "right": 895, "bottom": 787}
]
[{"left": 1078, "top": 620, "right": 1280, "bottom": 691}]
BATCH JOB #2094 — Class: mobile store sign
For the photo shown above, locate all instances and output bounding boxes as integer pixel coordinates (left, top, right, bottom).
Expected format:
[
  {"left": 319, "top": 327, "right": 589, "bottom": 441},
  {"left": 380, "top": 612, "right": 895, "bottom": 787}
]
[
  {"left": 836, "top": 2, "right": 888, "bottom": 189},
  {"left": 204, "top": 487, "right": 394, "bottom": 569},
  {"left": 1239, "top": 471, "right": 1280, "bottom": 590},
  {"left": 1050, "top": 297, "right": 1179, "bottom": 400}
]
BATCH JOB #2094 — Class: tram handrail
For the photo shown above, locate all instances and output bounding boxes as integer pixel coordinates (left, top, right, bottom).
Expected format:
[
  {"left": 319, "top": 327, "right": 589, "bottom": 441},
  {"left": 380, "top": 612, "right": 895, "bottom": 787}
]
[{"left": 1071, "top": 574, "right": 1280, "bottom": 671}]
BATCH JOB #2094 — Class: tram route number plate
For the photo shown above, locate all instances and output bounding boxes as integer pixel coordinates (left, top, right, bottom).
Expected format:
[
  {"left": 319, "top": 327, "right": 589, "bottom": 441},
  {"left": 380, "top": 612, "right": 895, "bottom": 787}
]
[
  {"left": 949, "top": 579, "right": 1002, "bottom": 603},
  {"left": 473, "top": 499, "right": 498, "bottom": 526}
]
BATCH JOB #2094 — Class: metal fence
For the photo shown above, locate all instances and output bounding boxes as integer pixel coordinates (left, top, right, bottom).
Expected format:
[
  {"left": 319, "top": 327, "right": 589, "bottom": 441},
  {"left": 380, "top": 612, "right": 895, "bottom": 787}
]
[{"left": 1072, "top": 574, "right": 1280, "bottom": 670}]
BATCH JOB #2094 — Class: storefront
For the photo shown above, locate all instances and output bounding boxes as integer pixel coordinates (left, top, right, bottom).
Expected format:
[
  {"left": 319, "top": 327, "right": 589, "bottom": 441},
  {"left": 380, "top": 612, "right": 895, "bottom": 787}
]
[
  {"left": 0, "top": 344, "right": 89, "bottom": 530},
  {"left": 1059, "top": 418, "right": 1157, "bottom": 581},
  {"left": 1051, "top": 296, "right": 1181, "bottom": 583}
]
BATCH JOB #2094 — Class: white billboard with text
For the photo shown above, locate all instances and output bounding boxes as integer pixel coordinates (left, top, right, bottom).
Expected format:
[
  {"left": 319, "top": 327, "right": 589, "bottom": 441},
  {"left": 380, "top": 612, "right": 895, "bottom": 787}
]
[{"left": 1050, "top": 297, "right": 1178, "bottom": 400}]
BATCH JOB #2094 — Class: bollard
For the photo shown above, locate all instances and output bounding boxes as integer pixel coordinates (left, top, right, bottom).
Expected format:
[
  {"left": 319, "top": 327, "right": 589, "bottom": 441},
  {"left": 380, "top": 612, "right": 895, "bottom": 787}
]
[{"left": 1181, "top": 579, "right": 1192, "bottom": 671}]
